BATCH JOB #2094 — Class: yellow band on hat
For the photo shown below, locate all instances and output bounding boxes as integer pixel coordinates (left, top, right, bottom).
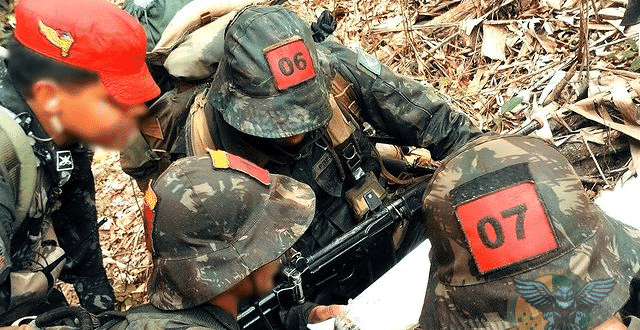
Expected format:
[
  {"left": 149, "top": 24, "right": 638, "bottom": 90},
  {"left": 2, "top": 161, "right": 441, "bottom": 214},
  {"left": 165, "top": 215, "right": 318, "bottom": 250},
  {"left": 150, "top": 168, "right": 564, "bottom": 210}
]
[
  {"left": 208, "top": 149, "right": 230, "bottom": 169},
  {"left": 206, "top": 148, "right": 271, "bottom": 185}
]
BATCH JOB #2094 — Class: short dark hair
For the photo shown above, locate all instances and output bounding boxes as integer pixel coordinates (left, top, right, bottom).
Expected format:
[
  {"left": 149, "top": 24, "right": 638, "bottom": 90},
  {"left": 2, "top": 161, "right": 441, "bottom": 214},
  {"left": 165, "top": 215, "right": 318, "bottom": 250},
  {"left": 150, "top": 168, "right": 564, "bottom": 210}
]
[{"left": 5, "top": 36, "right": 99, "bottom": 99}]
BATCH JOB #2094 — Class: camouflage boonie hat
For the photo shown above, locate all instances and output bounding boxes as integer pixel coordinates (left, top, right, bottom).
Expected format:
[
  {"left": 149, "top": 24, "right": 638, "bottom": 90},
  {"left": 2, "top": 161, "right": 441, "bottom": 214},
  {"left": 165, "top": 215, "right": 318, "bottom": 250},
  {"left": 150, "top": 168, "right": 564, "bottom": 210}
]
[
  {"left": 208, "top": 5, "right": 332, "bottom": 138},
  {"left": 419, "top": 135, "right": 640, "bottom": 330},
  {"left": 145, "top": 150, "right": 315, "bottom": 310}
]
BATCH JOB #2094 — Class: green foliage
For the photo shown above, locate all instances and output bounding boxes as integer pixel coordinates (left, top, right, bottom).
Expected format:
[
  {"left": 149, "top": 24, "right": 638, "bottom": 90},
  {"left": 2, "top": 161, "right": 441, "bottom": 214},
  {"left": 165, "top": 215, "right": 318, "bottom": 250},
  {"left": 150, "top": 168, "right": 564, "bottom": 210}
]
[
  {"left": 499, "top": 96, "right": 523, "bottom": 114},
  {"left": 611, "top": 39, "right": 640, "bottom": 72}
]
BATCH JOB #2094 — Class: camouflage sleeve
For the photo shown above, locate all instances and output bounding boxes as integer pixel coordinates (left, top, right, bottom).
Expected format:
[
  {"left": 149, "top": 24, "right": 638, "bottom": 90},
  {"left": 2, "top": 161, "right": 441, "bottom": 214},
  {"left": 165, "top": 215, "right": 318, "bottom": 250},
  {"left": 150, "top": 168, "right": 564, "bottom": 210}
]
[
  {"left": 0, "top": 172, "right": 15, "bottom": 313},
  {"left": 319, "top": 40, "right": 483, "bottom": 160}
]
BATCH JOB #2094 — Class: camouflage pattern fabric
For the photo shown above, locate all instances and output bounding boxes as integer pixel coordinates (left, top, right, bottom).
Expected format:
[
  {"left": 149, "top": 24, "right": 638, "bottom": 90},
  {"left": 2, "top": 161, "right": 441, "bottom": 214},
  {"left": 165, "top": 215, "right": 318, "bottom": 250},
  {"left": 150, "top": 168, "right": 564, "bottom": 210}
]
[
  {"left": 147, "top": 151, "right": 315, "bottom": 310},
  {"left": 107, "top": 303, "right": 240, "bottom": 330},
  {"left": 208, "top": 6, "right": 332, "bottom": 139},
  {"left": 419, "top": 135, "right": 640, "bottom": 330}
]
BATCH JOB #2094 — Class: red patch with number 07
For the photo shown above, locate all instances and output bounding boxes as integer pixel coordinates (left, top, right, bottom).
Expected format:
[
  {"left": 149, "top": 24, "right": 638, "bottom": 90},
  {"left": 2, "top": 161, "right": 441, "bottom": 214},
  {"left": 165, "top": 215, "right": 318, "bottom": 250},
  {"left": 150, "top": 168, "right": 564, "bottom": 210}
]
[
  {"left": 264, "top": 38, "right": 315, "bottom": 90},
  {"left": 455, "top": 182, "right": 557, "bottom": 273}
]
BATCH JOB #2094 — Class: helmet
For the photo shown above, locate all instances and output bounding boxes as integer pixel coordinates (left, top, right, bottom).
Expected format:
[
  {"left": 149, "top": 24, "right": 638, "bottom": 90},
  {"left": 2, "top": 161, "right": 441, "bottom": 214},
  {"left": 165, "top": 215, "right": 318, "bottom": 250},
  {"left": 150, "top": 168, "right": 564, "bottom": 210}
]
[
  {"left": 145, "top": 150, "right": 315, "bottom": 310},
  {"left": 207, "top": 5, "right": 332, "bottom": 139},
  {"left": 419, "top": 135, "right": 640, "bottom": 329}
]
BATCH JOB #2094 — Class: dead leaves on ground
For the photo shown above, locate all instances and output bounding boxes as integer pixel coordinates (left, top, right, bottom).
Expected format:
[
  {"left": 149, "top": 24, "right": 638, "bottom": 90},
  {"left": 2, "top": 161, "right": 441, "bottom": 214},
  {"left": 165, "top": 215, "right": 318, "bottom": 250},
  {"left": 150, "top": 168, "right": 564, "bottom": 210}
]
[{"left": 286, "top": 0, "right": 640, "bottom": 190}]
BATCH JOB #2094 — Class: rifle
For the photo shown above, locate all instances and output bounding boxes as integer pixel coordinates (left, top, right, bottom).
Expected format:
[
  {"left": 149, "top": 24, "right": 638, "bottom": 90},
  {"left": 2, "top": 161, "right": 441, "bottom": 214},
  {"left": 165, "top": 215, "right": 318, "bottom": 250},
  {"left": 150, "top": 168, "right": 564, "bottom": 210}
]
[{"left": 237, "top": 179, "right": 429, "bottom": 330}]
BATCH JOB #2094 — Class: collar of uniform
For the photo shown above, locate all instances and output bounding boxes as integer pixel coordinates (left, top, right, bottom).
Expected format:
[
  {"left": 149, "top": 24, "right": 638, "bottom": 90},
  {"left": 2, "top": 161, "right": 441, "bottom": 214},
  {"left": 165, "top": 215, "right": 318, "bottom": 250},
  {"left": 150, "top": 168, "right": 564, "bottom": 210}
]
[{"left": 201, "top": 305, "right": 241, "bottom": 330}]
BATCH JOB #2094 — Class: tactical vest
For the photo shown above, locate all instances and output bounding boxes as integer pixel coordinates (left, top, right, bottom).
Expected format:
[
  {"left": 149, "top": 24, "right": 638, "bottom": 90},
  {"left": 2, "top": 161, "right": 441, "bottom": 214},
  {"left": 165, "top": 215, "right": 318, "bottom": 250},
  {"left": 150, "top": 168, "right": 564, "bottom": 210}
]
[
  {"left": 186, "top": 73, "right": 388, "bottom": 218},
  {"left": 121, "top": 71, "right": 412, "bottom": 217}
]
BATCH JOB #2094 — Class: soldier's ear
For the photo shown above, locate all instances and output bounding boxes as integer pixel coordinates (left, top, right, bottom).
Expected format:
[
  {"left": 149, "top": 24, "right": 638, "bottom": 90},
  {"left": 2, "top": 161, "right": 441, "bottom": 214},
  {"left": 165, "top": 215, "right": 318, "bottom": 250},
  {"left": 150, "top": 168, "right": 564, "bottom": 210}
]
[{"left": 29, "top": 79, "right": 63, "bottom": 116}]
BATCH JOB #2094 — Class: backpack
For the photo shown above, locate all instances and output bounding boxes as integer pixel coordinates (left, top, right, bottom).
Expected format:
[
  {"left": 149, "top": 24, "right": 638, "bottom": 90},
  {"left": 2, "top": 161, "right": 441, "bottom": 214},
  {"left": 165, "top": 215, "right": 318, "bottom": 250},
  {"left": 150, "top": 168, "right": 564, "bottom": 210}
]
[
  {"left": 147, "top": 0, "right": 277, "bottom": 81},
  {"left": 0, "top": 105, "right": 36, "bottom": 228}
]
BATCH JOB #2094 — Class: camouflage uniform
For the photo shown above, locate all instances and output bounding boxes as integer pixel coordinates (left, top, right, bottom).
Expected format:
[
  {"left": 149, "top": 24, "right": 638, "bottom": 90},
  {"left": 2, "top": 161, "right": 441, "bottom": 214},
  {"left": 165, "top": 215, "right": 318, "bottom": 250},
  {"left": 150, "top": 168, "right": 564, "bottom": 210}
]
[
  {"left": 0, "top": 60, "right": 115, "bottom": 325},
  {"left": 185, "top": 5, "right": 482, "bottom": 328},
  {"left": 108, "top": 150, "right": 315, "bottom": 329},
  {"left": 108, "top": 304, "right": 242, "bottom": 330},
  {"left": 418, "top": 135, "right": 640, "bottom": 330}
]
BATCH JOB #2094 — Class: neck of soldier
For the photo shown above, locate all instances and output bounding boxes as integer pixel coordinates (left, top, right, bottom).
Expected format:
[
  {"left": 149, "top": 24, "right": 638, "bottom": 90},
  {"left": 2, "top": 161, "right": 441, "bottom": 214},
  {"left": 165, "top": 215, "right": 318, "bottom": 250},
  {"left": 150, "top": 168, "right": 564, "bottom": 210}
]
[
  {"left": 209, "top": 275, "right": 257, "bottom": 318},
  {"left": 210, "top": 290, "right": 240, "bottom": 318},
  {"left": 26, "top": 99, "right": 70, "bottom": 146}
]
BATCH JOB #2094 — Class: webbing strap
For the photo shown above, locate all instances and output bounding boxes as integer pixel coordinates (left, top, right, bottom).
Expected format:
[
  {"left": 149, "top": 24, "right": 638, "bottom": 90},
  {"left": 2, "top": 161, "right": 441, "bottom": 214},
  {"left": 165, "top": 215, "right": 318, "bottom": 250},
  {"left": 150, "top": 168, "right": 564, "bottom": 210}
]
[{"left": 330, "top": 74, "right": 424, "bottom": 185}]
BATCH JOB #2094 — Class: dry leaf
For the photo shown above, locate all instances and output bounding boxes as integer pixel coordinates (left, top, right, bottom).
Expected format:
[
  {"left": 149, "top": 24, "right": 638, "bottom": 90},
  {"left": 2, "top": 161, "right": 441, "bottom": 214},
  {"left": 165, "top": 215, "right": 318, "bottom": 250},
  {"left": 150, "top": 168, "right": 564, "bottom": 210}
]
[{"left": 481, "top": 24, "right": 508, "bottom": 61}]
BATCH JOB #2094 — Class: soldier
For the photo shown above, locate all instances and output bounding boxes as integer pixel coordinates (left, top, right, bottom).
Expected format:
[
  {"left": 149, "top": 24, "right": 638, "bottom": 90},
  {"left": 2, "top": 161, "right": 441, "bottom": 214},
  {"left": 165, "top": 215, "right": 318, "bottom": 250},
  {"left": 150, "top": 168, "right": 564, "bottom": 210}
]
[
  {"left": 0, "top": 0, "right": 159, "bottom": 324},
  {"left": 418, "top": 134, "right": 640, "bottom": 330},
  {"left": 180, "top": 5, "right": 483, "bottom": 328},
  {"left": 105, "top": 150, "right": 315, "bottom": 329}
]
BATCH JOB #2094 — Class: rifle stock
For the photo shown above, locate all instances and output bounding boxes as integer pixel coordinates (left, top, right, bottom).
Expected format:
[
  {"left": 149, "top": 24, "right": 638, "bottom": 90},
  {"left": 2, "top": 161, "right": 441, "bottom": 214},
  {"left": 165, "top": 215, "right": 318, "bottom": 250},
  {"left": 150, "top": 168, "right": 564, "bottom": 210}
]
[{"left": 238, "top": 179, "right": 428, "bottom": 329}]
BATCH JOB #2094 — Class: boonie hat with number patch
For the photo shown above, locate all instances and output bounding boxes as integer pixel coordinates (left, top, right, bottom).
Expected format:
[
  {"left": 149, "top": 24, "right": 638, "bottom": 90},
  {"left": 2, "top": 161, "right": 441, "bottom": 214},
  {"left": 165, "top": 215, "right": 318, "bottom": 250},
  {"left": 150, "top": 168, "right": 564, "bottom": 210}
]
[
  {"left": 419, "top": 135, "right": 640, "bottom": 330},
  {"left": 144, "top": 150, "right": 315, "bottom": 310},
  {"left": 14, "top": 0, "right": 160, "bottom": 106},
  {"left": 208, "top": 5, "right": 332, "bottom": 139}
]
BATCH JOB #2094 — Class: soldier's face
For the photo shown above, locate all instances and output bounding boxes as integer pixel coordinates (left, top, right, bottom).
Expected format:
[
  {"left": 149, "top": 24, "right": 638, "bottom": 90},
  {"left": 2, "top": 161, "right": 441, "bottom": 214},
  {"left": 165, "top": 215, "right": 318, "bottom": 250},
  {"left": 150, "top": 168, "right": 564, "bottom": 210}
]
[
  {"left": 277, "top": 133, "right": 306, "bottom": 146},
  {"left": 60, "top": 81, "right": 147, "bottom": 149},
  {"left": 34, "top": 79, "right": 147, "bottom": 150}
]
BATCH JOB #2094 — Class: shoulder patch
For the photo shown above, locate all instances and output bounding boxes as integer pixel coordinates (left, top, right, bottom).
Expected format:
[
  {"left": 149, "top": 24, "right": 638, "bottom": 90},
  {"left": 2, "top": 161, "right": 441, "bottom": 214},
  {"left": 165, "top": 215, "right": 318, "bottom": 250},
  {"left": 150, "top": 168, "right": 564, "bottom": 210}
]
[
  {"left": 356, "top": 48, "right": 381, "bottom": 78},
  {"left": 56, "top": 150, "right": 74, "bottom": 172},
  {"left": 264, "top": 36, "right": 316, "bottom": 90},
  {"left": 207, "top": 149, "right": 271, "bottom": 186}
]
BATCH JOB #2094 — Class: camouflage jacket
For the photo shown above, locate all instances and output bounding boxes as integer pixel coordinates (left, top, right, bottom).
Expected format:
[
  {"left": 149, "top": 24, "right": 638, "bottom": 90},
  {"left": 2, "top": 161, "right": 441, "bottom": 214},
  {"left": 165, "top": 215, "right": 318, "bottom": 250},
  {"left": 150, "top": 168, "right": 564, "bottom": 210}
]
[
  {"left": 319, "top": 39, "right": 481, "bottom": 160},
  {"left": 107, "top": 304, "right": 240, "bottom": 330},
  {"left": 0, "top": 61, "right": 113, "bottom": 324}
]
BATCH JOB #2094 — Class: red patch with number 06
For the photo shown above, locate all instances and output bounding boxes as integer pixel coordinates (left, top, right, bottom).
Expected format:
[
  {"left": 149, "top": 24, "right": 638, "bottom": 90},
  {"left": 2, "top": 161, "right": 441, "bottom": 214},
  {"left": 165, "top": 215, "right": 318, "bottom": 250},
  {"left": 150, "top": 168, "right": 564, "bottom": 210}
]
[
  {"left": 455, "top": 182, "right": 557, "bottom": 273},
  {"left": 265, "top": 38, "right": 315, "bottom": 90}
]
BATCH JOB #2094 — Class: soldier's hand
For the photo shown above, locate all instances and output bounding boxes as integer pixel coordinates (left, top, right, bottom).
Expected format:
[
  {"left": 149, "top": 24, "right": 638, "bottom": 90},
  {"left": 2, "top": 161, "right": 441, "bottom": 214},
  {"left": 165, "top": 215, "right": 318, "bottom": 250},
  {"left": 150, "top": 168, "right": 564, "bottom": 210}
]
[{"left": 307, "top": 304, "right": 346, "bottom": 324}]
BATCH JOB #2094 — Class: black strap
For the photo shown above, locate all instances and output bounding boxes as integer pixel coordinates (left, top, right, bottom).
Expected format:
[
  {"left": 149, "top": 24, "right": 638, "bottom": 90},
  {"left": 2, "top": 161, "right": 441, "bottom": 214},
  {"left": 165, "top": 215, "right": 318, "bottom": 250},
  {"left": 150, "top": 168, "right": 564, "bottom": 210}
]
[{"left": 35, "top": 306, "right": 97, "bottom": 330}]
